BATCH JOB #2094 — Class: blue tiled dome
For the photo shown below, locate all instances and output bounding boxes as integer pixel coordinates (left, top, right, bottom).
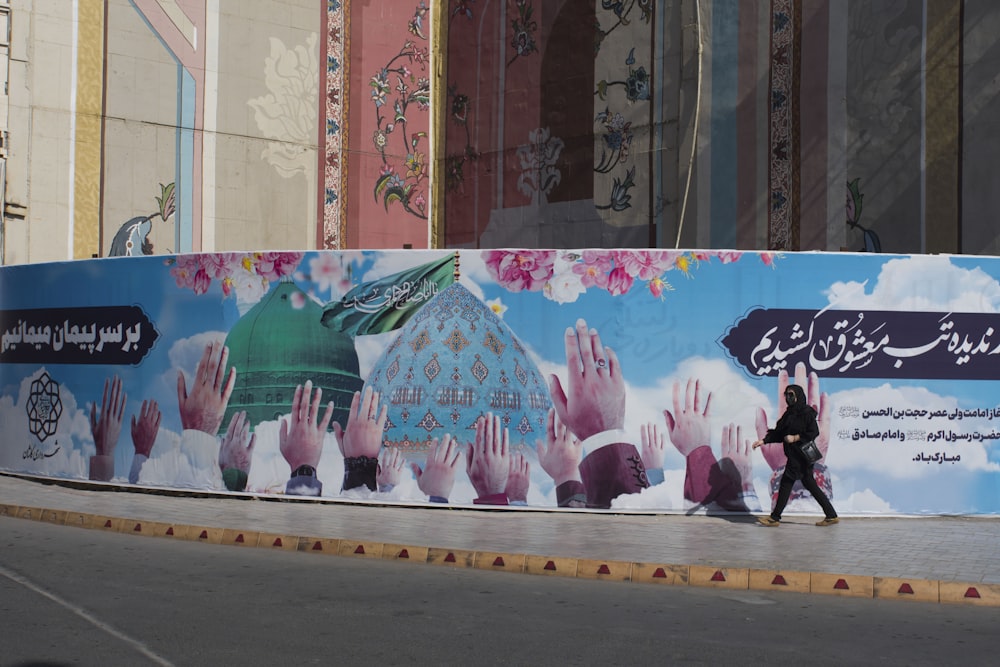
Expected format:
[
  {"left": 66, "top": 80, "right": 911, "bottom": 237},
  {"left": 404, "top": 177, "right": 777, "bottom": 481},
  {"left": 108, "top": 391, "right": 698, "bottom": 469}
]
[{"left": 366, "top": 282, "right": 551, "bottom": 457}]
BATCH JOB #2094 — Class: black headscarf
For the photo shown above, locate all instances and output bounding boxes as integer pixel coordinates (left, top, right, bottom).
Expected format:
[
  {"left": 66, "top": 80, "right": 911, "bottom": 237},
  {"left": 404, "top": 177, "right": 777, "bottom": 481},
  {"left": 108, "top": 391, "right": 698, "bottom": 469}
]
[{"left": 773, "top": 384, "right": 819, "bottom": 475}]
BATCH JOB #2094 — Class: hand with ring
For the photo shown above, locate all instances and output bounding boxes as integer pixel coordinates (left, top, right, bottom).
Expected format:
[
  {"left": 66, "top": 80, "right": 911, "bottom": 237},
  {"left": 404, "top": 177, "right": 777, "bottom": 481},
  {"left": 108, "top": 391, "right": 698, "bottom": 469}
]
[{"left": 548, "top": 319, "right": 626, "bottom": 442}]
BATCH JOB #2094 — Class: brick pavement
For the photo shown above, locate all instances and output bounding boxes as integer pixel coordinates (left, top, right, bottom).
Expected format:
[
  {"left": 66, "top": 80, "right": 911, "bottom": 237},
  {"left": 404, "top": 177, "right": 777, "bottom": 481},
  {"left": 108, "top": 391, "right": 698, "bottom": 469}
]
[{"left": 2, "top": 473, "right": 998, "bottom": 605}]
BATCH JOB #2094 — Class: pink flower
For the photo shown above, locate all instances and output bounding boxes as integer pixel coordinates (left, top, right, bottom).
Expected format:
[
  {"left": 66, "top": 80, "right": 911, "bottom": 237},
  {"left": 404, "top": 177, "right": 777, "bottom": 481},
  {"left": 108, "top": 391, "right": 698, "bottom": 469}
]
[
  {"left": 605, "top": 266, "right": 634, "bottom": 296},
  {"left": 572, "top": 251, "right": 613, "bottom": 289},
  {"left": 201, "top": 253, "right": 235, "bottom": 279},
  {"left": 715, "top": 251, "right": 743, "bottom": 264},
  {"left": 648, "top": 276, "right": 673, "bottom": 299},
  {"left": 616, "top": 250, "right": 678, "bottom": 280},
  {"left": 484, "top": 250, "right": 555, "bottom": 292},
  {"left": 191, "top": 268, "right": 212, "bottom": 295},
  {"left": 760, "top": 251, "right": 781, "bottom": 267},
  {"left": 170, "top": 255, "right": 201, "bottom": 289},
  {"left": 255, "top": 252, "right": 304, "bottom": 281}
]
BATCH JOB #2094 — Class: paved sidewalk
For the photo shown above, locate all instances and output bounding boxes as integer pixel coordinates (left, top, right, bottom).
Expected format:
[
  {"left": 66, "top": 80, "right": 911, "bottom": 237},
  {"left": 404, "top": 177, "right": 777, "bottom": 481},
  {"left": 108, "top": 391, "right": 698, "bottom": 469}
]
[{"left": 2, "top": 473, "right": 998, "bottom": 605}]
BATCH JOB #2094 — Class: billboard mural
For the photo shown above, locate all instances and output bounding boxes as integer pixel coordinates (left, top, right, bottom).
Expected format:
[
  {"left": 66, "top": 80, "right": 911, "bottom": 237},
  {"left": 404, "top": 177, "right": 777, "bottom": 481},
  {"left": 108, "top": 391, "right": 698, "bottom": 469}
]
[{"left": 2, "top": 249, "right": 1000, "bottom": 516}]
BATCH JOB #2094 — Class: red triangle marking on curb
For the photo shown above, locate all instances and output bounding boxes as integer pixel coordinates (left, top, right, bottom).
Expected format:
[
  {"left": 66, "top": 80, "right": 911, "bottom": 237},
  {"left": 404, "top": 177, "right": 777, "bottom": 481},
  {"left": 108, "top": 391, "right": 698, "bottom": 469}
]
[
  {"left": 133, "top": 523, "right": 142, "bottom": 532},
  {"left": 398, "top": 549, "right": 409, "bottom": 559},
  {"left": 653, "top": 568, "right": 667, "bottom": 578},
  {"left": 544, "top": 560, "right": 557, "bottom": 571},
  {"left": 104, "top": 520, "right": 112, "bottom": 528},
  {"left": 166, "top": 527, "right": 174, "bottom": 535},
  {"left": 597, "top": 564, "right": 611, "bottom": 575},
  {"left": 354, "top": 545, "right": 366, "bottom": 554},
  {"left": 772, "top": 575, "right": 788, "bottom": 586},
  {"left": 834, "top": 579, "right": 850, "bottom": 590},
  {"left": 711, "top": 570, "right": 726, "bottom": 582},
  {"left": 445, "top": 553, "right": 456, "bottom": 563},
  {"left": 312, "top": 541, "right": 323, "bottom": 551},
  {"left": 493, "top": 556, "right": 505, "bottom": 567},
  {"left": 898, "top": 583, "right": 914, "bottom": 595},
  {"left": 965, "top": 587, "right": 981, "bottom": 599},
  {"left": 235, "top": 534, "right": 245, "bottom": 543},
  {"left": 272, "top": 538, "right": 283, "bottom": 547},
  {"left": 199, "top": 530, "right": 209, "bottom": 539}
]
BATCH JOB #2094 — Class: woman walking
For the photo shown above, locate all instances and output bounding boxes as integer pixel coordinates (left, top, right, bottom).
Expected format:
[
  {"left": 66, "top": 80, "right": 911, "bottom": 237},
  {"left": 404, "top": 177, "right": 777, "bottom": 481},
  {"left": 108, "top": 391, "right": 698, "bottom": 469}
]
[{"left": 752, "top": 384, "right": 838, "bottom": 527}]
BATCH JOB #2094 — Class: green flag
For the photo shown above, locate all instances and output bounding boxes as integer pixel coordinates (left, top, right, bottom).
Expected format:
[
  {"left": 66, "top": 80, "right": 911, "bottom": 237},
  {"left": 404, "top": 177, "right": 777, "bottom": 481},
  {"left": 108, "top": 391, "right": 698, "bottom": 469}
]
[{"left": 321, "top": 254, "right": 455, "bottom": 336}]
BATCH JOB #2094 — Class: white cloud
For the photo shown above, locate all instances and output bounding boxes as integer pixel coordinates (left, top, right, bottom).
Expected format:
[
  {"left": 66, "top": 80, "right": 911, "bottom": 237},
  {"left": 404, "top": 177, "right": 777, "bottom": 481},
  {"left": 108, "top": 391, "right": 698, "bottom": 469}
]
[
  {"left": 827, "top": 256, "right": 1000, "bottom": 312},
  {"left": 826, "top": 383, "right": 1000, "bottom": 480}
]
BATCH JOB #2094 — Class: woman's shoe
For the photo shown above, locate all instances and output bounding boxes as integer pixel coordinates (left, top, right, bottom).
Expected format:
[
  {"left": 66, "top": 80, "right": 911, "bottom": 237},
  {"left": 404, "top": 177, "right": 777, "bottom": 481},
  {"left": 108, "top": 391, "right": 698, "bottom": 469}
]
[
  {"left": 816, "top": 517, "right": 840, "bottom": 526},
  {"left": 757, "top": 516, "right": 780, "bottom": 527}
]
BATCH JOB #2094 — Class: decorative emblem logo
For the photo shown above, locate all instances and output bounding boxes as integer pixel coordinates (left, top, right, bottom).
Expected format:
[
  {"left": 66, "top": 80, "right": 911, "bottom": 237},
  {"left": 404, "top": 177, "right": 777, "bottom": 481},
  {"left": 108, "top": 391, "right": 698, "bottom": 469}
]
[{"left": 26, "top": 372, "right": 62, "bottom": 441}]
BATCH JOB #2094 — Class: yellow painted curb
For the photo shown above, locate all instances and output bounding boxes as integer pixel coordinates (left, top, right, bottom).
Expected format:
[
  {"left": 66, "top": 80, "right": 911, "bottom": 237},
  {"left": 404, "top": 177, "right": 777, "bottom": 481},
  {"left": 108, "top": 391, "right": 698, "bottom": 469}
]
[
  {"left": 0, "top": 503, "right": 19, "bottom": 517},
  {"left": 632, "top": 562, "right": 688, "bottom": 585},
  {"left": 298, "top": 537, "right": 342, "bottom": 554},
  {"left": 576, "top": 558, "right": 632, "bottom": 582},
  {"left": 689, "top": 565, "right": 750, "bottom": 590},
  {"left": 474, "top": 551, "right": 525, "bottom": 573},
  {"left": 63, "top": 511, "right": 95, "bottom": 529},
  {"left": 939, "top": 581, "right": 1000, "bottom": 606},
  {"left": 118, "top": 518, "right": 156, "bottom": 537},
  {"left": 339, "top": 539, "right": 384, "bottom": 558},
  {"left": 381, "top": 543, "right": 429, "bottom": 562},
  {"left": 427, "top": 547, "right": 475, "bottom": 568},
  {"left": 749, "top": 569, "right": 811, "bottom": 594},
  {"left": 257, "top": 532, "right": 298, "bottom": 551},
  {"left": 185, "top": 526, "right": 224, "bottom": 544},
  {"left": 93, "top": 516, "right": 125, "bottom": 532},
  {"left": 524, "top": 554, "right": 578, "bottom": 578},
  {"left": 39, "top": 508, "right": 68, "bottom": 525},
  {"left": 874, "top": 577, "right": 939, "bottom": 603},
  {"left": 810, "top": 572, "right": 874, "bottom": 598},
  {"left": 221, "top": 528, "right": 260, "bottom": 547}
]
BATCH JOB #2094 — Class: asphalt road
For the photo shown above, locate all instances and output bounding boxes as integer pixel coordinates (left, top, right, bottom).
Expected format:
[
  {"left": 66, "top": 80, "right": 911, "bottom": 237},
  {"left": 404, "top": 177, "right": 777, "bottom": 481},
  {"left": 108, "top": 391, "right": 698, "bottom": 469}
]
[{"left": 1, "top": 516, "right": 998, "bottom": 667}]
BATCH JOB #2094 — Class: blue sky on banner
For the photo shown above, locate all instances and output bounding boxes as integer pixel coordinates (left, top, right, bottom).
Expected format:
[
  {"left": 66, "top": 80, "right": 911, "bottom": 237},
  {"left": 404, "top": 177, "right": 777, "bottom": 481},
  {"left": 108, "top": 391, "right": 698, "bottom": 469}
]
[{"left": 2, "top": 250, "right": 1000, "bottom": 513}]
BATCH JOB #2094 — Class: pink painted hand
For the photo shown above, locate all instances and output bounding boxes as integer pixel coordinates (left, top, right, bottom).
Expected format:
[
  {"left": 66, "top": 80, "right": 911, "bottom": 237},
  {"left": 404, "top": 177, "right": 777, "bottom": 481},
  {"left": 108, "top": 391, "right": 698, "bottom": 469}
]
[
  {"left": 466, "top": 413, "right": 510, "bottom": 497},
  {"left": 505, "top": 453, "right": 530, "bottom": 503},
  {"left": 219, "top": 410, "right": 256, "bottom": 475},
  {"left": 548, "top": 319, "right": 625, "bottom": 442},
  {"left": 177, "top": 341, "right": 236, "bottom": 434},
  {"left": 411, "top": 434, "right": 461, "bottom": 500},
  {"left": 333, "top": 386, "right": 387, "bottom": 459},
  {"left": 536, "top": 408, "right": 582, "bottom": 486},
  {"left": 640, "top": 421, "right": 666, "bottom": 471},
  {"left": 130, "top": 398, "right": 161, "bottom": 458},
  {"left": 279, "top": 381, "right": 334, "bottom": 471},
  {"left": 663, "top": 378, "right": 712, "bottom": 457},
  {"left": 91, "top": 375, "right": 126, "bottom": 458}
]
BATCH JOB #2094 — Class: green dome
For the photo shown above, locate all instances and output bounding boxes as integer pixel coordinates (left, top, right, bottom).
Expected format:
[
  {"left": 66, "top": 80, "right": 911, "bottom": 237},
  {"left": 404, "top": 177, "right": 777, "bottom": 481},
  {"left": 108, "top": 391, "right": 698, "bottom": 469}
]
[{"left": 221, "top": 280, "right": 363, "bottom": 432}]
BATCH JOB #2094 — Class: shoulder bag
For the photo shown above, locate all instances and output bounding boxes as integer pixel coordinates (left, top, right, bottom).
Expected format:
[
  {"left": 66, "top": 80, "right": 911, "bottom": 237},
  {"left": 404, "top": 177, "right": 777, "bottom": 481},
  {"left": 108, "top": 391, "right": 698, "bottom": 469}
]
[{"left": 797, "top": 439, "right": 822, "bottom": 464}]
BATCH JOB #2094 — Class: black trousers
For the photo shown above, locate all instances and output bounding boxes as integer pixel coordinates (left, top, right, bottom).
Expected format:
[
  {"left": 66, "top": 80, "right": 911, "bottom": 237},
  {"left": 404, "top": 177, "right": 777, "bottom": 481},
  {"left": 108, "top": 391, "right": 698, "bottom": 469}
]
[{"left": 771, "top": 469, "right": 837, "bottom": 520}]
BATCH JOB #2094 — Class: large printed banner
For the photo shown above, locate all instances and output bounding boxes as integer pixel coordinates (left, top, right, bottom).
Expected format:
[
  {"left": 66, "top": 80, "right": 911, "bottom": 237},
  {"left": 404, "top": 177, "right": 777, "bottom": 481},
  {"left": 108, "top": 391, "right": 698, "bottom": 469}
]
[{"left": 2, "top": 250, "right": 999, "bottom": 515}]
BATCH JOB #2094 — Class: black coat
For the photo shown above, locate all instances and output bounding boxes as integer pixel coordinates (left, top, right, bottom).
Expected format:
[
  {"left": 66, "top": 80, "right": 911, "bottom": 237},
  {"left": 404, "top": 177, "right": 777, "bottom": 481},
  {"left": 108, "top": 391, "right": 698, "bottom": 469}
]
[{"left": 763, "top": 385, "right": 819, "bottom": 480}]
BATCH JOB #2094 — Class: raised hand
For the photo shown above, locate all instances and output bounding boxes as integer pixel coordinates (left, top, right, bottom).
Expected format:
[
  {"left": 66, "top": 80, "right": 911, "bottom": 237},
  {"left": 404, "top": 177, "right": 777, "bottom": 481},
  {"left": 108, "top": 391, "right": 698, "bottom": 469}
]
[
  {"left": 720, "top": 422, "right": 753, "bottom": 491},
  {"left": 411, "top": 434, "right": 461, "bottom": 500},
  {"left": 91, "top": 375, "right": 126, "bottom": 458},
  {"left": 505, "top": 453, "right": 530, "bottom": 503},
  {"left": 279, "top": 380, "right": 334, "bottom": 471},
  {"left": 130, "top": 398, "right": 161, "bottom": 458},
  {"left": 377, "top": 447, "right": 405, "bottom": 490},
  {"left": 640, "top": 421, "right": 666, "bottom": 471},
  {"left": 466, "top": 413, "right": 510, "bottom": 498},
  {"left": 219, "top": 410, "right": 256, "bottom": 475},
  {"left": 333, "top": 386, "right": 387, "bottom": 459},
  {"left": 548, "top": 319, "right": 626, "bottom": 442},
  {"left": 754, "top": 362, "right": 830, "bottom": 469},
  {"left": 536, "top": 408, "right": 582, "bottom": 486},
  {"left": 177, "top": 341, "right": 236, "bottom": 434},
  {"left": 663, "top": 378, "right": 712, "bottom": 457}
]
